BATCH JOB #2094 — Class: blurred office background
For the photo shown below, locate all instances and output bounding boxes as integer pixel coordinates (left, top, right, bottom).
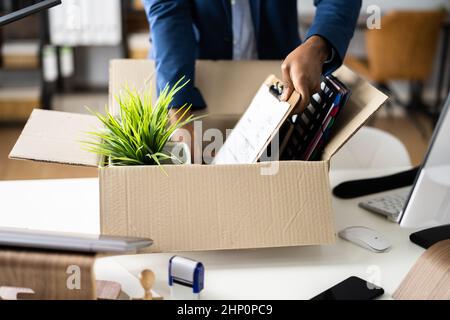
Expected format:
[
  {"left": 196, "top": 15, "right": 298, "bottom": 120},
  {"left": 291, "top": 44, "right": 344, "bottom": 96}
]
[{"left": 0, "top": 0, "right": 449, "bottom": 179}]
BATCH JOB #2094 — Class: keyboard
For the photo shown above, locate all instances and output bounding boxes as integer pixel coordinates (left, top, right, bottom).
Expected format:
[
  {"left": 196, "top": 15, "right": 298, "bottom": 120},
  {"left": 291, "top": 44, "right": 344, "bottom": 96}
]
[{"left": 359, "top": 190, "right": 410, "bottom": 221}]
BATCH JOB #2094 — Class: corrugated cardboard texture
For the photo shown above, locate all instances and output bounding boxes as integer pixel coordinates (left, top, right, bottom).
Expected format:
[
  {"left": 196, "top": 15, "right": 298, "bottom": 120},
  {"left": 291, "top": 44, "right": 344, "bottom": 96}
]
[
  {"left": 102, "top": 60, "right": 388, "bottom": 252},
  {"left": 100, "top": 161, "right": 335, "bottom": 252},
  {"left": 109, "top": 59, "right": 282, "bottom": 117},
  {"left": 9, "top": 109, "right": 102, "bottom": 167},
  {"left": 322, "top": 66, "right": 388, "bottom": 160}
]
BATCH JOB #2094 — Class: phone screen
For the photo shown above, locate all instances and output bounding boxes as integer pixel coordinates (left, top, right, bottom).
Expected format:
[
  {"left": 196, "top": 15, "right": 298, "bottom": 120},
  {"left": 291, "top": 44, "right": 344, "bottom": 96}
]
[{"left": 311, "top": 276, "right": 384, "bottom": 300}]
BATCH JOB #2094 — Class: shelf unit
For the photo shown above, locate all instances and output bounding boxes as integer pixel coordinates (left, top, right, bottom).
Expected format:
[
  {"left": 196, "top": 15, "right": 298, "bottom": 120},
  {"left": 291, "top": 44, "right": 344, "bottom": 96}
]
[
  {"left": 0, "top": 11, "right": 47, "bottom": 123},
  {"left": 123, "top": 0, "right": 150, "bottom": 59},
  {"left": 0, "top": 0, "right": 151, "bottom": 122},
  {"left": 48, "top": 0, "right": 150, "bottom": 94}
]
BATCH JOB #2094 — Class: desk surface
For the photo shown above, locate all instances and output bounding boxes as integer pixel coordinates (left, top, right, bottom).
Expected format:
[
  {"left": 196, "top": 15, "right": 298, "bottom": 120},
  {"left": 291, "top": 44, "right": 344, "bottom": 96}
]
[{"left": 0, "top": 168, "right": 424, "bottom": 300}]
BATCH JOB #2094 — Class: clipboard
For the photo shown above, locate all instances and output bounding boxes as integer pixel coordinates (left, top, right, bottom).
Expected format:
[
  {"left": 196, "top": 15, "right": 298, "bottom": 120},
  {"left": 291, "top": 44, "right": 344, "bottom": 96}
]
[{"left": 213, "top": 75, "right": 300, "bottom": 165}]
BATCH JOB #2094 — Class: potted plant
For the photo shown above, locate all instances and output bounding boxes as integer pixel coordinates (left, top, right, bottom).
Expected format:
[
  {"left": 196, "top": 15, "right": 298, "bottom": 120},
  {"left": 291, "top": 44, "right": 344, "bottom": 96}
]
[{"left": 83, "top": 78, "right": 200, "bottom": 169}]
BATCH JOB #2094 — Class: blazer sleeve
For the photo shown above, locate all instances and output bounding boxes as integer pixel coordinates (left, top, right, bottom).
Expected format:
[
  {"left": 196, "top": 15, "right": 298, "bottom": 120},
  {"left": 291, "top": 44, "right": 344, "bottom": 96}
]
[
  {"left": 305, "top": 0, "right": 362, "bottom": 75},
  {"left": 143, "top": 0, "right": 206, "bottom": 109}
]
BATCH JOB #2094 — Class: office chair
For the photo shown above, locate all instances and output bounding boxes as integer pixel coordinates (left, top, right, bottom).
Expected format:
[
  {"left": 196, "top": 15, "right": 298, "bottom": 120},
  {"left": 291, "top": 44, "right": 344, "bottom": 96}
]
[
  {"left": 345, "top": 10, "right": 445, "bottom": 122},
  {"left": 331, "top": 126, "right": 411, "bottom": 170}
]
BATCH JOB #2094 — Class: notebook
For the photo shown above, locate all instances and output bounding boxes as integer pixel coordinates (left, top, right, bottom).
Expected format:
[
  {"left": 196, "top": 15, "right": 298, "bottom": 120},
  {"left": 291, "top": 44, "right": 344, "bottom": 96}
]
[
  {"left": 213, "top": 75, "right": 300, "bottom": 165},
  {"left": 280, "top": 75, "right": 350, "bottom": 161}
]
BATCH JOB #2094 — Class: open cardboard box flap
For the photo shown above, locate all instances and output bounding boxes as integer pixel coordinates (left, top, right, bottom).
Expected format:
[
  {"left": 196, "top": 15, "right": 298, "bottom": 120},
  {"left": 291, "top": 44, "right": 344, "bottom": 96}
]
[
  {"left": 322, "top": 67, "right": 388, "bottom": 160},
  {"left": 9, "top": 109, "right": 102, "bottom": 167},
  {"left": 109, "top": 60, "right": 284, "bottom": 117}
]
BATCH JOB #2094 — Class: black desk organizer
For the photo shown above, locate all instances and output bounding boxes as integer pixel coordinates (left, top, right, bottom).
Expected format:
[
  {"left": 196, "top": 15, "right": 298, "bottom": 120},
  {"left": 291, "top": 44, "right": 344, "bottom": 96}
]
[{"left": 278, "top": 75, "right": 350, "bottom": 161}]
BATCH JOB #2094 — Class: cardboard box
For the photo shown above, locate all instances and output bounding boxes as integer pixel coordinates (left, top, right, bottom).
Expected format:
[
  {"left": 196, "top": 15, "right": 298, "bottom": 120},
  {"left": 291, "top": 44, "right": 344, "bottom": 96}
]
[{"left": 9, "top": 60, "right": 387, "bottom": 253}]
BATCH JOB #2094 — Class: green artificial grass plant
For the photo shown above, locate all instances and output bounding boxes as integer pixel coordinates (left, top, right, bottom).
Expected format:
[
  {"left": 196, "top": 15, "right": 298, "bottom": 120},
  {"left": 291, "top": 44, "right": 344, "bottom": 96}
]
[{"left": 83, "top": 78, "right": 199, "bottom": 167}]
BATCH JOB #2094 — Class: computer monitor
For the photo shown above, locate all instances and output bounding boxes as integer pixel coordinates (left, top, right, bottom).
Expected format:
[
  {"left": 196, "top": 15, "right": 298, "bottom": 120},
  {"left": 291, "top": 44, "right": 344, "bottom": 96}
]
[
  {"left": 399, "top": 94, "right": 450, "bottom": 228},
  {"left": 0, "top": 0, "right": 61, "bottom": 27}
]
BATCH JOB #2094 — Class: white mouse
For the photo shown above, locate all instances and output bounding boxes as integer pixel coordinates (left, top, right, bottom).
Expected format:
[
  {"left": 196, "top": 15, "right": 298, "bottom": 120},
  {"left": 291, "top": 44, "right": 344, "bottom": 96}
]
[{"left": 338, "top": 226, "right": 391, "bottom": 253}]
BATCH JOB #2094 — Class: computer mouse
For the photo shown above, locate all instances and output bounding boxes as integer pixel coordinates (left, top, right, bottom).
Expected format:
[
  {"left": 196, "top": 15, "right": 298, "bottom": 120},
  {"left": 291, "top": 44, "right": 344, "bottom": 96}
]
[{"left": 338, "top": 226, "right": 391, "bottom": 253}]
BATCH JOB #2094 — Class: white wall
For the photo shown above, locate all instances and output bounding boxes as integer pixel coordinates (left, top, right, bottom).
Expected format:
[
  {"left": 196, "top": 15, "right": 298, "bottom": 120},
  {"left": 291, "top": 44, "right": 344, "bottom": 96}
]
[
  {"left": 298, "top": 0, "right": 448, "bottom": 14},
  {"left": 297, "top": 0, "right": 447, "bottom": 95},
  {"left": 80, "top": 0, "right": 449, "bottom": 89}
]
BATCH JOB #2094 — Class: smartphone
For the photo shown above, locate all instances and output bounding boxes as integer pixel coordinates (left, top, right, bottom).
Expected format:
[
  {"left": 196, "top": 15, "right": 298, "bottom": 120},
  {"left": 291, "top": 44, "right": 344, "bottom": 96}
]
[{"left": 311, "top": 276, "right": 384, "bottom": 300}]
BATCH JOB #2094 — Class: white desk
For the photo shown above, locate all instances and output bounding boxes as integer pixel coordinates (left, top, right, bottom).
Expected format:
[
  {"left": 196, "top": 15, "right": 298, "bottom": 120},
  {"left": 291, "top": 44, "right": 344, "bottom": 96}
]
[{"left": 0, "top": 168, "right": 424, "bottom": 299}]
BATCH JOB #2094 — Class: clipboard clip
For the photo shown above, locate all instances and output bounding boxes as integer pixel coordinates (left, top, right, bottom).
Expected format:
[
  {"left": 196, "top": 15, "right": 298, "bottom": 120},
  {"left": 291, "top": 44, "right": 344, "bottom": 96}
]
[{"left": 269, "top": 81, "right": 284, "bottom": 100}]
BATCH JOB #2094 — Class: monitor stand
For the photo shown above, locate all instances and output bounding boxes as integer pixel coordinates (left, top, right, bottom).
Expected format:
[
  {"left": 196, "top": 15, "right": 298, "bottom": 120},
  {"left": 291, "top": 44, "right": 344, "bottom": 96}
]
[{"left": 410, "top": 224, "right": 450, "bottom": 249}]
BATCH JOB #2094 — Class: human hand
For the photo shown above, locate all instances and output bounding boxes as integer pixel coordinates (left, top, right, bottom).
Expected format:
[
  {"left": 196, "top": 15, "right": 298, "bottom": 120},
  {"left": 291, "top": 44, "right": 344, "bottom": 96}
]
[{"left": 280, "top": 35, "right": 330, "bottom": 112}]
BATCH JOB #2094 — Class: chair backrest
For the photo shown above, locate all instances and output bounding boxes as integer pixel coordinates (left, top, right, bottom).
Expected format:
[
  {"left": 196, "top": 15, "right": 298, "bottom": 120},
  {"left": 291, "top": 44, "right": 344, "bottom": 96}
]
[
  {"left": 366, "top": 10, "right": 446, "bottom": 82},
  {"left": 331, "top": 126, "right": 411, "bottom": 170}
]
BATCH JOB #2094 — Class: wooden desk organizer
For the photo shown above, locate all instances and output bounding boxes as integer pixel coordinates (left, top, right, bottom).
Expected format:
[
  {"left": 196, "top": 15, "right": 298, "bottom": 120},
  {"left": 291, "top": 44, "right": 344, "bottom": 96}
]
[
  {"left": 0, "top": 248, "right": 162, "bottom": 300},
  {"left": 0, "top": 248, "right": 97, "bottom": 300},
  {"left": 394, "top": 239, "right": 450, "bottom": 300}
]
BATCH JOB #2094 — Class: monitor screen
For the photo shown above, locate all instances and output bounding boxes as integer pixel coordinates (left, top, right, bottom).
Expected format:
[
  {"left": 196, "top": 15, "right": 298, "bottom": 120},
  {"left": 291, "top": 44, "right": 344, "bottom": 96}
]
[
  {"left": 0, "top": 0, "right": 61, "bottom": 27},
  {"left": 400, "top": 94, "right": 450, "bottom": 228}
]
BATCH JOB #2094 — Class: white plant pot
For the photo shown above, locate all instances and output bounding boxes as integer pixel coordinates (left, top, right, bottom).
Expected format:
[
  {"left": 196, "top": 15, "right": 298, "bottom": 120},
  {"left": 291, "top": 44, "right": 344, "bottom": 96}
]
[{"left": 161, "top": 141, "right": 191, "bottom": 165}]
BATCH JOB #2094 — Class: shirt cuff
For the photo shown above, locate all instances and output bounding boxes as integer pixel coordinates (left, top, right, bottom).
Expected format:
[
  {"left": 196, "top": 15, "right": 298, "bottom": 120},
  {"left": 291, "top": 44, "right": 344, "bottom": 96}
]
[
  {"left": 324, "top": 47, "right": 335, "bottom": 64},
  {"left": 305, "top": 33, "right": 342, "bottom": 75}
]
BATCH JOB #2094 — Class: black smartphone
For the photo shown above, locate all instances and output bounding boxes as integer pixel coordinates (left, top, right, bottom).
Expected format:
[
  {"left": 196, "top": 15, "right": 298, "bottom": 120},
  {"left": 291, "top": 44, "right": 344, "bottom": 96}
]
[{"left": 311, "top": 276, "right": 384, "bottom": 300}]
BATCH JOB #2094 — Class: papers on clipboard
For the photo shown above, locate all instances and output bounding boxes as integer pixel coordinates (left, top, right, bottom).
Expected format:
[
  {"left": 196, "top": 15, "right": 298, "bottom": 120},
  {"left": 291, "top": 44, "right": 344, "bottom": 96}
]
[{"left": 213, "top": 76, "right": 300, "bottom": 165}]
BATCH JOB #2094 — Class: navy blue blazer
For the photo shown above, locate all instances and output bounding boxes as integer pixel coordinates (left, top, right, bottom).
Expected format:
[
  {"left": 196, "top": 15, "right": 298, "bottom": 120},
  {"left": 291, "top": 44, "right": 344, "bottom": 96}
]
[{"left": 143, "top": 0, "right": 361, "bottom": 109}]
